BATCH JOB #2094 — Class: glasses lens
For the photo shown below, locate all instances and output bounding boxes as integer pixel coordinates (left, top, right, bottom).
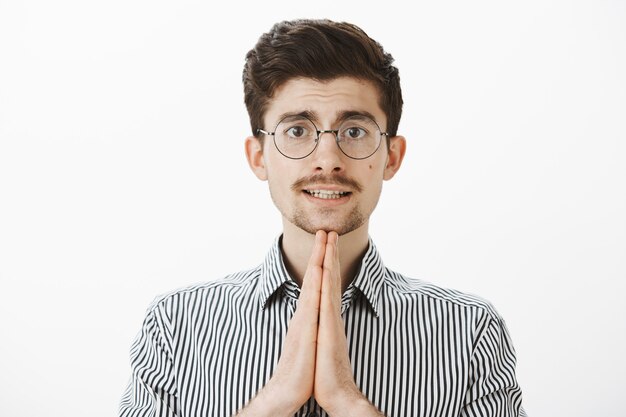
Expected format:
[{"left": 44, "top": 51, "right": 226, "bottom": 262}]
[
  {"left": 274, "top": 116, "right": 318, "bottom": 159},
  {"left": 337, "top": 116, "right": 382, "bottom": 159}
]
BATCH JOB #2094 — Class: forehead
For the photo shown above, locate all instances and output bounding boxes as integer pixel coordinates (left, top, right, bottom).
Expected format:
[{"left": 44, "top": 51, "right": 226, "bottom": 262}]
[{"left": 264, "top": 77, "right": 386, "bottom": 127}]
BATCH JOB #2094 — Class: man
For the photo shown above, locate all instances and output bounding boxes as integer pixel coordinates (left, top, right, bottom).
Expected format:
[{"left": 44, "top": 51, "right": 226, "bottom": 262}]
[{"left": 119, "top": 19, "right": 526, "bottom": 417}]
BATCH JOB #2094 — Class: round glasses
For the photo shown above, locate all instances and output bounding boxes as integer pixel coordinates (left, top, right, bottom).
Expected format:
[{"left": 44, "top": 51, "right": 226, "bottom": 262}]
[{"left": 257, "top": 115, "right": 388, "bottom": 160}]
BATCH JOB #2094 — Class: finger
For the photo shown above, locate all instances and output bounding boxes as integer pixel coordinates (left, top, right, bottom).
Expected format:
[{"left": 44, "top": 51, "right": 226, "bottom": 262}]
[
  {"left": 327, "top": 231, "right": 341, "bottom": 300},
  {"left": 307, "top": 230, "right": 327, "bottom": 271},
  {"left": 322, "top": 231, "right": 337, "bottom": 273},
  {"left": 321, "top": 232, "right": 341, "bottom": 315},
  {"left": 328, "top": 231, "right": 339, "bottom": 274},
  {"left": 301, "top": 230, "right": 327, "bottom": 293},
  {"left": 296, "top": 231, "right": 327, "bottom": 318}
]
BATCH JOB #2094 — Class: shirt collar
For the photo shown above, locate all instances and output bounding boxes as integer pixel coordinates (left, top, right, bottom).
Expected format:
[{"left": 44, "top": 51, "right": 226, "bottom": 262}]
[
  {"left": 257, "top": 235, "right": 292, "bottom": 310},
  {"left": 257, "top": 235, "right": 386, "bottom": 317},
  {"left": 349, "top": 238, "right": 385, "bottom": 317}
]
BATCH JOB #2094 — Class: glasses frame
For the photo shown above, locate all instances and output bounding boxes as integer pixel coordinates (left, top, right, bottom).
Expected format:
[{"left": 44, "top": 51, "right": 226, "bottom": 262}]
[{"left": 256, "top": 115, "right": 389, "bottom": 160}]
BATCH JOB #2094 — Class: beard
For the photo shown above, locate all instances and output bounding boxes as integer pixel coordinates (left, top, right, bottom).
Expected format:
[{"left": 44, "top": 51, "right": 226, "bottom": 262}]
[
  {"left": 289, "top": 204, "right": 366, "bottom": 236},
  {"left": 269, "top": 187, "right": 367, "bottom": 236}
]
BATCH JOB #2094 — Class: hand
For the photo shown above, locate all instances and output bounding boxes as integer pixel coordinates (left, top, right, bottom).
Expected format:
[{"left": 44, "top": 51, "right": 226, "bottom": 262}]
[
  {"left": 312, "top": 232, "right": 373, "bottom": 415},
  {"left": 313, "top": 232, "right": 385, "bottom": 417},
  {"left": 267, "top": 230, "right": 327, "bottom": 413},
  {"left": 236, "top": 231, "right": 327, "bottom": 416},
  {"left": 237, "top": 231, "right": 383, "bottom": 417}
]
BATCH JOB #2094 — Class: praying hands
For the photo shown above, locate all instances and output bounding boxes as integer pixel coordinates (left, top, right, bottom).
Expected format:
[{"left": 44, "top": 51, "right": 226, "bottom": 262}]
[{"left": 236, "top": 231, "right": 384, "bottom": 417}]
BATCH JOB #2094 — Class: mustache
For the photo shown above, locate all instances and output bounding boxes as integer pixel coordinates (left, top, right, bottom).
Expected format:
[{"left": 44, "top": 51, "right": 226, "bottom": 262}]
[{"left": 291, "top": 174, "right": 363, "bottom": 193}]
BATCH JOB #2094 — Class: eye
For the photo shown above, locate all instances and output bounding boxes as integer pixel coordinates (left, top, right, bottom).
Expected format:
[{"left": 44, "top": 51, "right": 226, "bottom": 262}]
[
  {"left": 342, "top": 126, "right": 367, "bottom": 140},
  {"left": 286, "top": 125, "right": 308, "bottom": 138}
]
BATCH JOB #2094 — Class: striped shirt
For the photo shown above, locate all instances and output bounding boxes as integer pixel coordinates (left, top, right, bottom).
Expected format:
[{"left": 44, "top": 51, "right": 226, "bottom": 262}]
[{"left": 119, "top": 236, "right": 526, "bottom": 417}]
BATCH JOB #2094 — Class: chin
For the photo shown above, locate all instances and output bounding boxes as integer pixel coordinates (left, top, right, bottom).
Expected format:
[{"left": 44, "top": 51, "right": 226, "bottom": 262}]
[{"left": 292, "top": 212, "right": 365, "bottom": 237}]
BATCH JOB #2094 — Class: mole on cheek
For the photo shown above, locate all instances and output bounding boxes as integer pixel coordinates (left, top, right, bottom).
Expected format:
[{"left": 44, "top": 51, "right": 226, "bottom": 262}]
[{"left": 369, "top": 164, "right": 373, "bottom": 169}]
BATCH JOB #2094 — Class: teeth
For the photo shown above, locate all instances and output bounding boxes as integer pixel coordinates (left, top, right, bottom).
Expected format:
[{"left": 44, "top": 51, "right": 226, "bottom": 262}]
[{"left": 306, "top": 190, "right": 348, "bottom": 199}]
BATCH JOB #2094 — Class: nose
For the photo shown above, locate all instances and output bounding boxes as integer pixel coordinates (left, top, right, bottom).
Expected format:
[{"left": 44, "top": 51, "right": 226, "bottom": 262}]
[{"left": 311, "top": 130, "right": 345, "bottom": 172}]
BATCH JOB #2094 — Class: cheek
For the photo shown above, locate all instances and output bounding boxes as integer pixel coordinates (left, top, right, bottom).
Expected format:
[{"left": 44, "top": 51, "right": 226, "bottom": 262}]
[{"left": 367, "top": 155, "right": 387, "bottom": 173}]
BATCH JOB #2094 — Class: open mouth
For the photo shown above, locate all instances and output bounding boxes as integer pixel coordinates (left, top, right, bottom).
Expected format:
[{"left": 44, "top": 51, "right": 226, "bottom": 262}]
[{"left": 304, "top": 189, "right": 351, "bottom": 200}]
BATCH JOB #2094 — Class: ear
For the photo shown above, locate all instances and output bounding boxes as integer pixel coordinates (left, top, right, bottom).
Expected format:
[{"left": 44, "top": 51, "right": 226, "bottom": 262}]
[
  {"left": 245, "top": 136, "right": 268, "bottom": 181},
  {"left": 383, "top": 135, "right": 406, "bottom": 180}
]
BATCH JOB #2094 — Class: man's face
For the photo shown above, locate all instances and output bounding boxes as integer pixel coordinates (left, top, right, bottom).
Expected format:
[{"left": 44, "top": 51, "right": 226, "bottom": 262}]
[{"left": 247, "top": 77, "right": 404, "bottom": 236}]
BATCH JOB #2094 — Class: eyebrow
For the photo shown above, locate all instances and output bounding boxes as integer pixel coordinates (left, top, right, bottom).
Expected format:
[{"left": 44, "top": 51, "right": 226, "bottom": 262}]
[{"left": 275, "top": 109, "right": 380, "bottom": 126}]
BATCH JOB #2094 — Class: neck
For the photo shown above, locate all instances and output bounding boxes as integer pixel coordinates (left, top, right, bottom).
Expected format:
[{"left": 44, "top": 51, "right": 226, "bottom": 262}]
[{"left": 280, "top": 220, "right": 370, "bottom": 293}]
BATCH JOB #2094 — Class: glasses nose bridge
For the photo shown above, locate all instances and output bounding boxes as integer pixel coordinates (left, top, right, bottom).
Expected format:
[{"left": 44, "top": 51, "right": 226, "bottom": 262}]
[
  {"left": 316, "top": 128, "right": 340, "bottom": 143},
  {"left": 312, "top": 129, "right": 341, "bottom": 157}
]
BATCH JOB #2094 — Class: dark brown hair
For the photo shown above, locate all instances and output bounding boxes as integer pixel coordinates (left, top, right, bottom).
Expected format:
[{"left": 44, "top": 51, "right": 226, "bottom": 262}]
[{"left": 243, "top": 19, "right": 403, "bottom": 141}]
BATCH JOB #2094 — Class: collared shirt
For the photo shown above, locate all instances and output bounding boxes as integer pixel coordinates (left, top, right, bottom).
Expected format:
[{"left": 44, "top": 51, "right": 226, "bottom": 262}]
[{"left": 119, "top": 237, "right": 526, "bottom": 417}]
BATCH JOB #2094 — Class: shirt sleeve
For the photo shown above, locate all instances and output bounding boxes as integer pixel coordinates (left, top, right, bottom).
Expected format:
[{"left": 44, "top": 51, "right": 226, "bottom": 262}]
[
  {"left": 461, "top": 315, "right": 527, "bottom": 417},
  {"left": 119, "top": 304, "right": 179, "bottom": 417}
]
